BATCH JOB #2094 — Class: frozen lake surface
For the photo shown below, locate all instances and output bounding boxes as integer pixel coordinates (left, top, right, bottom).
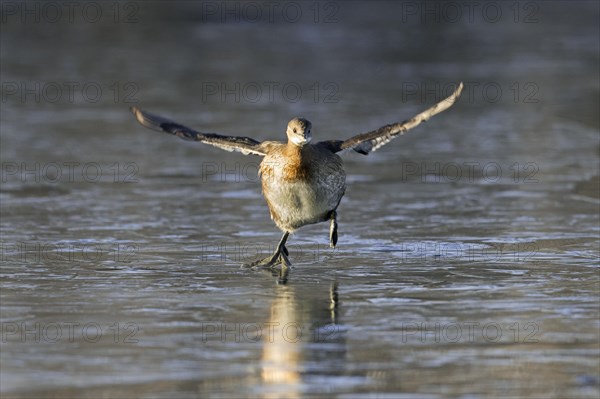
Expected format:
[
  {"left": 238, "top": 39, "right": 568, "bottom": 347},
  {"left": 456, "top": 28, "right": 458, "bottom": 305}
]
[{"left": 1, "top": 2, "right": 599, "bottom": 398}]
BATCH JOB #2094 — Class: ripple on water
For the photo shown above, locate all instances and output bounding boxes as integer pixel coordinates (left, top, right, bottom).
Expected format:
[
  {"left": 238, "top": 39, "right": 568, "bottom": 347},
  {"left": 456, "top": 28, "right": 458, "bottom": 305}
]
[{"left": 1, "top": 5, "right": 599, "bottom": 398}]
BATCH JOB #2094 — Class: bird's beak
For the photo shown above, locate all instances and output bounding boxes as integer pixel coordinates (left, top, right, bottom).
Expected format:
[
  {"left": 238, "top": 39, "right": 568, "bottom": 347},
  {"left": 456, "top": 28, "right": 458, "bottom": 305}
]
[
  {"left": 290, "top": 132, "right": 312, "bottom": 146},
  {"left": 303, "top": 132, "right": 312, "bottom": 144}
]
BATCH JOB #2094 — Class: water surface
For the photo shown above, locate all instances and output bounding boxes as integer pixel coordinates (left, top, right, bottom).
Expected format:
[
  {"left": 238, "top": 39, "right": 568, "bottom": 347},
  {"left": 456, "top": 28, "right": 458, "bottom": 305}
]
[{"left": 1, "top": 2, "right": 599, "bottom": 398}]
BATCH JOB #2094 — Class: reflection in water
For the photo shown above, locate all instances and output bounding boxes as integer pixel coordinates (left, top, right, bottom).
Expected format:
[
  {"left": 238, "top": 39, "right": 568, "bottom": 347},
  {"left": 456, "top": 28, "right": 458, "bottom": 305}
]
[
  {"left": 261, "top": 281, "right": 341, "bottom": 398},
  {"left": 1, "top": 1, "right": 598, "bottom": 397},
  {"left": 261, "top": 285, "right": 302, "bottom": 398}
]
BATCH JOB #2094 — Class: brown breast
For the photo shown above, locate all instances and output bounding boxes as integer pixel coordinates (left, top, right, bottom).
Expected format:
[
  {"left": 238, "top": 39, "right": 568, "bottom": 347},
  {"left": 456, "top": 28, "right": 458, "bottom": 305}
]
[
  {"left": 281, "top": 144, "right": 311, "bottom": 181},
  {"left": 260, "top": 143, "right": 312, "bottom": 183}
]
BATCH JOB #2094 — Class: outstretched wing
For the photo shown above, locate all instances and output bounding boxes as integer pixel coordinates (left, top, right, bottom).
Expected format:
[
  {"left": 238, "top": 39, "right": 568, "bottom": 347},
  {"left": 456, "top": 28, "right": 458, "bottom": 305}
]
[
  {"left": 130, "top": 107, "right": 267, "bottom": 156},
  {"left": 318, "top": 82, "right": 463, "bottom": 155}
]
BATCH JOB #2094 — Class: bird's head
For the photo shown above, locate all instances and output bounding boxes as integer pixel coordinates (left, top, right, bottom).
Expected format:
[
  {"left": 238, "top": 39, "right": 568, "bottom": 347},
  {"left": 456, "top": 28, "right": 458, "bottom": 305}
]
[{"left": 286, "top": 117, "right": 312, "bottom": 147}]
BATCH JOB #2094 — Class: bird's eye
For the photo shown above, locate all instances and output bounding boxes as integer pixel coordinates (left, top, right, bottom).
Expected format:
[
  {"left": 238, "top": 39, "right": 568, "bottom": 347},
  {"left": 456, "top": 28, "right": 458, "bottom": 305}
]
[
  {"left": 307, "top": 130, "right": 311, "bottom": 134},
  {"left": 293, "top": 128, "right": 297, "bottom": 133}
]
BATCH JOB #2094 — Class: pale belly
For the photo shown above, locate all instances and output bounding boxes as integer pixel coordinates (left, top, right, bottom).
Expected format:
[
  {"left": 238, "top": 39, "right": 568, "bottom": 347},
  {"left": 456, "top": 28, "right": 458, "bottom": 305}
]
[{"left": 260, "top": 152, "right": 346, "bottom": 232}]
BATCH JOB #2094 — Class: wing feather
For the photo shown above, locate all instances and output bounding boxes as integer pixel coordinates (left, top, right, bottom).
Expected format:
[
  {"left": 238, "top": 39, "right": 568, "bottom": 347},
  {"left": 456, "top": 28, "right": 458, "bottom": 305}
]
[
  {"left": 318, "top": 82, "right": 463, "bottom": 155},
  {"left": 130, "top": 107, "right": 267, "bottom": 156}
]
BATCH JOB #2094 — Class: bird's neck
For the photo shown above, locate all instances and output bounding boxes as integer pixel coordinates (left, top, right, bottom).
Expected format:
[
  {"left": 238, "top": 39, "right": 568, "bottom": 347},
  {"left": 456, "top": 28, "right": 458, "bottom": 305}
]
[
  {"left": 282, "top": 143, "right": 310, "bottom": 181},
  {"left": 284, "top": 142, "right": 305, "bottom": 158}
]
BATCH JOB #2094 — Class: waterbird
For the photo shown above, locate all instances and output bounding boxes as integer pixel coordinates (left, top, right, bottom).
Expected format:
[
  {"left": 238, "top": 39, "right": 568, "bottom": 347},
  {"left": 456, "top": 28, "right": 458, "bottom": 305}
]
[{"left": 131, "top": 82, "right": 463, "bottom": 269}]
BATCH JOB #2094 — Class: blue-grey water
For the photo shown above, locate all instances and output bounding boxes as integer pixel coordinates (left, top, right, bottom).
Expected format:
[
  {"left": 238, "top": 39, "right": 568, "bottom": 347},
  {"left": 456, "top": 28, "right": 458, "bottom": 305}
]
[{"left": 1, "top": 1, "right": 599, "bottom": 398}]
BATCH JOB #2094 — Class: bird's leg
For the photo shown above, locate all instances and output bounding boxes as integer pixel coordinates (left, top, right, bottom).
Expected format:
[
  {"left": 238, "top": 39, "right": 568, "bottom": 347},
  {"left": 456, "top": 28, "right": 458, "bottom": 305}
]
[
  {"left": 329, "top": 211, "right": 338, "bottom": 248},
  {"left": 243, "top": 232, "right": 291, "bottom": 269}
]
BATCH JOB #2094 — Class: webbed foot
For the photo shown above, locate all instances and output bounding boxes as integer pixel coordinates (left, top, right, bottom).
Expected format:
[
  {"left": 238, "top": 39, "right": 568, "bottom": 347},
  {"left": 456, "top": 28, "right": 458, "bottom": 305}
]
[
  {"left": 243, "top": 248, "right": 291, "bottom": 269},
  {"left": 241, "top": 232, "right": 291, "bottom": 270}
]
